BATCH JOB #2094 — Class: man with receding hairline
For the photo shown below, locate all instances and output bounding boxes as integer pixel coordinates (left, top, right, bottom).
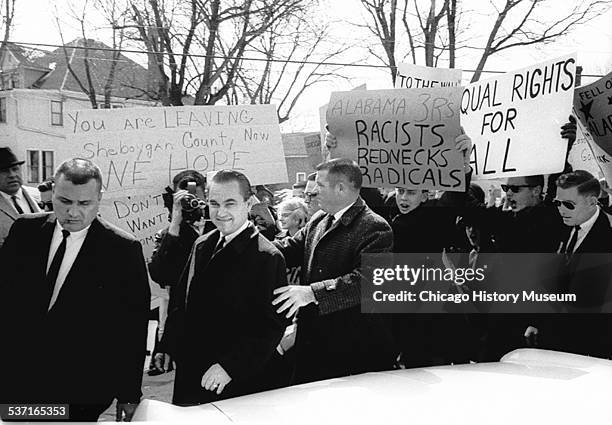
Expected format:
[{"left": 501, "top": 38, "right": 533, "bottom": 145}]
[
  {"left": 0, "top": 158, "right": 150, "bottom": 422},
  {"left": 273, "top": 158, "right": 396, "bottom": 384}
]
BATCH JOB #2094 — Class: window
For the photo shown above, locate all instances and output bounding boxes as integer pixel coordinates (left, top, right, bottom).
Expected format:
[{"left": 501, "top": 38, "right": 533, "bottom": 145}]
[
  {"left": 26, "top": 150, "right": 54, "bottom": 184},
  {"left": 0, "top": 97, "right": 6, "bottom": 123},
  {"left": 50, "top": 100, "right": 63, "bottom": 126},
  {"left": 296, "top": 172, "right": 306, "bottom": 183}
]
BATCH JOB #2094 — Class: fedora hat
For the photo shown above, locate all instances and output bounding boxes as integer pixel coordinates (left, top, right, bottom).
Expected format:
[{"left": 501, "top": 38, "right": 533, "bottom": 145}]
[{"left": 0, "top": 147, "right": 25, "bottom": 170}]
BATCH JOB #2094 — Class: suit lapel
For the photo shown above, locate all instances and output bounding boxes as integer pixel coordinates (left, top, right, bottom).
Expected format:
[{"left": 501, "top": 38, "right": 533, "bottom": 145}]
[
  {"left": 22, "top": 188, "right": 41, "bottom": 213},
  {"left": 575, "top": 211, "right": 608, "bottom": 254},
  {"left": 0, "top": 193, "right": 18, "bottom": 220}
]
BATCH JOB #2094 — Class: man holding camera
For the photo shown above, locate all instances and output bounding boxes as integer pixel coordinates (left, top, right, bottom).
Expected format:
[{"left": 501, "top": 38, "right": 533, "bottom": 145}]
[{"left": 148, "top": 170, "right": 213, "bottom": 375}]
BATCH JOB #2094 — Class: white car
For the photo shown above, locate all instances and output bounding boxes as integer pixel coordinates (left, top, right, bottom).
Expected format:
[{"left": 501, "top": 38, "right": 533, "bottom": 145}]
[{"left": 133, "top": 349, "right": 612, "bottom": 424}]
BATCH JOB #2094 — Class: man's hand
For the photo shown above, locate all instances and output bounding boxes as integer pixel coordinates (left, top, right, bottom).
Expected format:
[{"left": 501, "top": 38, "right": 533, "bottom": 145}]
[
  {"left": 455, "top": 127, "right": 472, "bottom": 170},
  {"left": 153, "top": 352, "right": 174, "bottom": 373},
  {"left": 168, "top": 189, "right": 189, "bottom": 236},
  {"left": 115, "top": 402, "right": 139, "bottom": 422},
  {"left": 560, "top": 115, "right": 577, "bottom": 145},
  {"left": 325, "top": 126, "right": 337, "bottom": 150},
  {"left": 201, "top": 363, "right": 232, "bottom": 395},
  {"left": 524, "top": 326, "right": 539, "bottom": 347},
  {"left": 273, "top": 285, "right": 316, "bottom": 318}
]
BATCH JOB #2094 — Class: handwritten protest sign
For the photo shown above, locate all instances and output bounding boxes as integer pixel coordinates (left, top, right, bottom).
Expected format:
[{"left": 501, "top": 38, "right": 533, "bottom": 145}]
[
  {"left": 395, "top": 63, "right": 462, "bottom": 89},
  {"left": 326, "top": 87, "right": 465, "bottom": 190},
  {"left": 573, "top": 113, "right": 611, "bottom": 184},
  {"left": 567, "top": 122, "right": 604, "bottom": 179},
  {"left": 304, "top": 134, "right": 322, "bottom": 168},
  {"left": 573, "top": 70, "right": 612, "bottom": 182},
  {"left": 461, "top": 53, "right": 576, "bottom": 179},
  {"left": 62, "top": 104, "right": 287, "bottom": 260}
]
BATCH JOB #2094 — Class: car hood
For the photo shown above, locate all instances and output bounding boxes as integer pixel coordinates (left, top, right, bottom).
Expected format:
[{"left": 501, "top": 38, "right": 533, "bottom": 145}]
[{"left": 133, "top": 349, "right": 612, "bottom": 424}]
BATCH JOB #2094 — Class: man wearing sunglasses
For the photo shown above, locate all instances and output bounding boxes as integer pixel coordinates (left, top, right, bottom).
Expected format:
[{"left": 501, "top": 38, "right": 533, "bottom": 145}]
[{"left": 539, "top": 170, "right": 612, "bottom": 358}]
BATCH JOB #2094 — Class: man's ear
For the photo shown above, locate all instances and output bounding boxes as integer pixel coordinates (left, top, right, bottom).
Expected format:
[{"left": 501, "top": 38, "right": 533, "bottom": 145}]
[{"left": 532, "top": 186, "right": 542, "bottom": 197}]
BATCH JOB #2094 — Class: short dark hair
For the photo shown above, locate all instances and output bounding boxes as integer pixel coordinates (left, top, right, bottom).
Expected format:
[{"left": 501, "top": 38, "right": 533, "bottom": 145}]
[
  {"left": 54, "top": 158, "right": 103, "bottom": 191},
  {"left": 556, "top": 170, "right": 600, "bottom": 198},
  {"left": 172, "top": 170, "right": 206, "bottom": 191},
  {"left": 316, "top": 158, "right": 362, "bottom": 190},
  {"left": 307, "top": 172, "right": 316, "bottom": 182},
  {"left": 37, "top": 179, "right": 54, "bottom": 193},
  {"left": 522, "top": 174, "right": 545, "bottom": 188},
  {"left": 210, "top": 169, "right": 252, "bottom": 200}
]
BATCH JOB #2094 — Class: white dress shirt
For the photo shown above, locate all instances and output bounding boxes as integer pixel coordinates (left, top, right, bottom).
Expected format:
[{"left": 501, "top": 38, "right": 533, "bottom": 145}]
[
  {"left": 46, "top": 222, "right": 91, "bottom": 310},
  {"left": 332, "top": 200, "right": 357, "bottom": 224},
  {"left": 221, "top": 220, "right": 250, "bottom": 247},
  {"left": 568, "top": 207, "right": 600, "bottom": 254},
  {"left": 0, "top": 188, "right": 32, "bottom": 214}
]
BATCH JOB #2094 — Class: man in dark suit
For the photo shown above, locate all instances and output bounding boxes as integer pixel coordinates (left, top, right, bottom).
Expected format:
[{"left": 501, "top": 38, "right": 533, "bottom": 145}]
[
  {"left": 542, "top": 170, "right": 612, "bottom": 358},
  {"left": 0, "top": 147, "right": 41, "bottom": 248},
  {"left": 273, "top": 158, "right": 396, "bottom": 385},
  {"left": 0, "top": 158, "right": 150, "bottom": 421},
  {"left": 157, "top": 170, "right": 287, "bottom": 406}
]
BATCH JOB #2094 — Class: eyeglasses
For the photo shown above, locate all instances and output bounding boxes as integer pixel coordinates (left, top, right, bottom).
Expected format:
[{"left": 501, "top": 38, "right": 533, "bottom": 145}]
[
  {"left": 552, "top": 199, "right": 575, "bottom": 210},
  {"left": 501, "top": 184, "right": 535, "bottom": 193}
]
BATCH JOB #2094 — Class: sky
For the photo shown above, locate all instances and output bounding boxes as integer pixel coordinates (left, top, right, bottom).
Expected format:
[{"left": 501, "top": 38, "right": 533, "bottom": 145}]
[{"left": 9, "top": 0, "right": 612, "bottom": 132}]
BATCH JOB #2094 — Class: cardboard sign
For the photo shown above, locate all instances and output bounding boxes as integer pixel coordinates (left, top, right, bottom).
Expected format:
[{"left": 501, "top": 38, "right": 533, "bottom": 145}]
[
  {"left": 461, "top": 54, "right": 576, "bottom": 179},
  {"left": 395, "top": 63, "right": 462, "bottom": 89},
  {"left": 567, "top": 122, "right": 604, "bottom": 179},
  {"left": 573, "top": 70, "right": 612, "bottom": 182},
  {"left": 574, "top": 114, "right": 611, "bottom": 184},
  {"left": 63, "top": 104, "right": 287, "bottom": 259},
  {"left": 304, "top": 134, "right": 322, "bottom": 169},
  {"left": 326, "top": 87, "right": 465, "bottom": 191}
]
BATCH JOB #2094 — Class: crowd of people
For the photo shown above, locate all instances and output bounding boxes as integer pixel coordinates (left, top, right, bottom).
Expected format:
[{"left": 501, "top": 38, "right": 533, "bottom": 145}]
[{"left": 0, "top": 113, "right": 611, "bottom": 420}]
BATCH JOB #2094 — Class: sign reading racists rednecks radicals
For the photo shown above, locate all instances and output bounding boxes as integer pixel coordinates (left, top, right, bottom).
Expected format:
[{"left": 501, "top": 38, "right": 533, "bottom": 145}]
[
  {"left": 573, "top": 70, "right": 612, "bottom": 183},
  {"left": 461, "top": 53, "right": 577, "bottom": 179},
  {"left": 326, "top": 87, "right": 465, "bottom": 191},
  {"left": 395, "top": 62, "right": 462, "bottom": 89},
  {"left": 63, "top": 104, "right": 288, "bottom": 261}
]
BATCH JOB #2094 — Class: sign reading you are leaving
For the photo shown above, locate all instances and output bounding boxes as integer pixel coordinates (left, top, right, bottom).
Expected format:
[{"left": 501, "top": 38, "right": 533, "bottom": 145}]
[{"left": 62, "top": 104, "right": 287, "bottom": 258}]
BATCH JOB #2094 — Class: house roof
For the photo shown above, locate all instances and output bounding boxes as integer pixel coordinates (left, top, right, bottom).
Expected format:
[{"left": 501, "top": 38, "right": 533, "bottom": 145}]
[
  {"left": 282, "top": 131, "right": 319, "bottom": 156},
  {"left": 30, "top": 38, "right": 152, "bottom": 100},
  {"left": 0, "top": 42, "right": 49, "bottom": 71}
]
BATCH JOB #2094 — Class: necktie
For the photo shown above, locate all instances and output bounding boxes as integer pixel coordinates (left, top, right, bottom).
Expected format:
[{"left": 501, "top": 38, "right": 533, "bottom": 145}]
[
  {"left": 11, "top": 195, "right": 24, "bottom": 214},
  {"left": 46, "top": 230, "right": 70, "bottom": 306},
  {"left": 323, "top": 214, "right": 335, "bottom": 232},
  {"left": 468, "top": 248, "right": 479, "bottom": 270},
  {"left": 565, "top": 225, "right": 581, "bottom": 258},
  {"left": 213, "top": 236, "right": 226, "bottom": 255}
]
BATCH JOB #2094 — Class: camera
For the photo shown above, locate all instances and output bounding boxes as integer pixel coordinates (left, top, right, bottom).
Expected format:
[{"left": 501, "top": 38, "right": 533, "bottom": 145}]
[{"left": 162, "top": 181, "right": 208, "bottom": 224}]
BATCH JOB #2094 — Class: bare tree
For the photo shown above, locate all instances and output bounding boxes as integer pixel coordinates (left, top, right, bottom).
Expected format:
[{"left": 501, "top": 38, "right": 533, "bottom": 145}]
[
  {"left": 359, "top": 0, "right": 611, "bottom": 84},
  {"left": 469, "top": 0, "right": 610, "bottom": 82},
  {"left": 359, "top": 0, "right": 398, "bottom": 84},
  {"left": 0, "top": 0, "right": 15, "bottom": 48},
  {"left": 235, "top": 14, "right": 351, "bottom": 123}
]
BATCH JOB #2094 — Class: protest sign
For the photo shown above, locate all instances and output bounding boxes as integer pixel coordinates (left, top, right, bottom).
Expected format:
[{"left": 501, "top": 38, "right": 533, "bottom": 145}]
[
  {"left": 326, "top": 87, "right": 465, "bottom": 190},
  {"left": 320, "top": 84, "right": 367, "bottom": 162},
  {"left": 574, "top": 114, "right": 611, "bottom": 184},
  {"left": 567, "top": 122, "right": 604, "bottom": 179},
  {"left": 304, "top": 134, "right": 322, "bottom": 168},
  {"left": 461, "top": 53, "right": 576, "bottom": 179},
  {"left": 573, "top": 70, "right": 612, "bottom": 182},
  {"left": 395, "top": 63, "right": 462, "bottom": 89},
  {"left": 63, "top": 104, "right": 287, "bottom": 260}
]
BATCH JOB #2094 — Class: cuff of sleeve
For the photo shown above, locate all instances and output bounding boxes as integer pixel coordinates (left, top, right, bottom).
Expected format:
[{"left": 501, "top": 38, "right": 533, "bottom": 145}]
[{"left": 311, "top": 279, "right": 344, "bottom": 315}]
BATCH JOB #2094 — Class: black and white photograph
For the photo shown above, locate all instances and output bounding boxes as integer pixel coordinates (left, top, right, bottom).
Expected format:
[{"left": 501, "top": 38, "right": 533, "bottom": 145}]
[{"left": 0, "top": 0, "right": 611, "bottom": 423}]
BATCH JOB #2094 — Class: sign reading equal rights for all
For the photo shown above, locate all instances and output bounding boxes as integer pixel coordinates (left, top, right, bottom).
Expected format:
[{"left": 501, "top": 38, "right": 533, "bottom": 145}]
[{"left": 461, "top": 53, "right": 577, "bottom": 179}]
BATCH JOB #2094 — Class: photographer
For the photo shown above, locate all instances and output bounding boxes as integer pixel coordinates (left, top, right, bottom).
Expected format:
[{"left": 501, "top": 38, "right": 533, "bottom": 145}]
[
  {"left": 148, "top": 170, "right": 212, "bottom": 375},
  {"left": 149, "top": 170, "right": 212, "bottom": 287}
]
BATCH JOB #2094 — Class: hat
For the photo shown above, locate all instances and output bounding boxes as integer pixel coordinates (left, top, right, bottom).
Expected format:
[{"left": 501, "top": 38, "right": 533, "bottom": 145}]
[{"left": 0, "top": 147, "right": 24, "bottom": 170}]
